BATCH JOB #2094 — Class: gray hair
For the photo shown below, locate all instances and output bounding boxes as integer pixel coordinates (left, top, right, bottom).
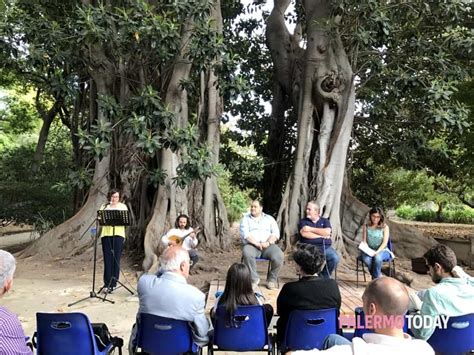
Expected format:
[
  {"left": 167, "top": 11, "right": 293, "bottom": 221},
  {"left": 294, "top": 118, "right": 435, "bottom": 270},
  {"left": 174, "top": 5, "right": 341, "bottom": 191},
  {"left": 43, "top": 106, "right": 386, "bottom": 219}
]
[
  {"left": 0, "top": 250, "right": 16, "bottom": 287},
  {"left": 160, "top": 247, "right": 190, "bottom": 272}
]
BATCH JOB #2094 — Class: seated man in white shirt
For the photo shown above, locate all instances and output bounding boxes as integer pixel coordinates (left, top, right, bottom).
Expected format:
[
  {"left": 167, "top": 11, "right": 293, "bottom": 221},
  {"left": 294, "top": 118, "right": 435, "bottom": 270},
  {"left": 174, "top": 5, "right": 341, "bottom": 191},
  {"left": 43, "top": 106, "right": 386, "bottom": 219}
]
[
  {"left": 162, "top": 214, "right": 199, "bottom": 267},
  {"left": 291, "top": 277, "right": 434, "bottom": 355},
  {"left": 240, "top": 200, "right": 284, "bottom": 290}
]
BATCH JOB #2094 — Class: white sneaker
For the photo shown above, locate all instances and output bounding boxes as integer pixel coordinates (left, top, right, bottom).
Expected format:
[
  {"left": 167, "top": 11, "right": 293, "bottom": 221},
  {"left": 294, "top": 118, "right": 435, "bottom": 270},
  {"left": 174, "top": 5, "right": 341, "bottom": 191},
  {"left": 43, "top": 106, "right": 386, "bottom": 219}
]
[{"left": 266, "top": 281, "right": 276, "bottom": 290}]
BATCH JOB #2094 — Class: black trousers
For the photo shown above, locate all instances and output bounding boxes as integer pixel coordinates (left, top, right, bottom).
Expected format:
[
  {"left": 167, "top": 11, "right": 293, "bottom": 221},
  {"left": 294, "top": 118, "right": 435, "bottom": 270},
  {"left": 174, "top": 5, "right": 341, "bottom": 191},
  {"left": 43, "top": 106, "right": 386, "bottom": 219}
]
[{"left": 102, "top": 236, "right": 124, "bottom": 288}]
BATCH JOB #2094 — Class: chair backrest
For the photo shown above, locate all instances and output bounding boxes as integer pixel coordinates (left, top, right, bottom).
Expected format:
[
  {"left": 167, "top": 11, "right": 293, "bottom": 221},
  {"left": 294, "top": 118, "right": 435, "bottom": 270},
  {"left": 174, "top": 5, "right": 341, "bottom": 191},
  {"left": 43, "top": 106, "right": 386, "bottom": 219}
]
[
  {"left": 213, "top": 305, "right": 269, "bottom": 351},
  {"left": 137, "top": 313, "right": 195, "bottom": 355},
  {"left": 281, "top": 308, "right": 338, "bottom": 351},
  {"left": 427, "top": 313, "right": 474, "bottom": 352},
  {"left": 36, "top": 312, "right": 100, "bottom": 355}
]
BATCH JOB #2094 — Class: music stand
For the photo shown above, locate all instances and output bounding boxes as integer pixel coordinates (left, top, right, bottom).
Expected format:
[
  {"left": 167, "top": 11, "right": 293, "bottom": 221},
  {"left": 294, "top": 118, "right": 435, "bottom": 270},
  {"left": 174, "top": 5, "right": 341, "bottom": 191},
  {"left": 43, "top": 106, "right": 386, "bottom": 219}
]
[
  {"left": 68, "top": 222, "right": 114, "bottom": 306},
  {"left": 97, "top": 209, "right": 134, "bottom": 298}
]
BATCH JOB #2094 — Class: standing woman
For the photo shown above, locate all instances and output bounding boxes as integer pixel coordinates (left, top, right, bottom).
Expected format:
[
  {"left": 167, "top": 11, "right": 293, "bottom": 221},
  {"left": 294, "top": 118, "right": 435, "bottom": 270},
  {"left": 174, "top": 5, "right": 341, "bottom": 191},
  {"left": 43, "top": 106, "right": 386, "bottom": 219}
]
[
  {"left": 100, "top": 189, "right": 128, "bottom": 292},
  {"left": 360, "top": 207, "right": 391, "bottom": 279}
]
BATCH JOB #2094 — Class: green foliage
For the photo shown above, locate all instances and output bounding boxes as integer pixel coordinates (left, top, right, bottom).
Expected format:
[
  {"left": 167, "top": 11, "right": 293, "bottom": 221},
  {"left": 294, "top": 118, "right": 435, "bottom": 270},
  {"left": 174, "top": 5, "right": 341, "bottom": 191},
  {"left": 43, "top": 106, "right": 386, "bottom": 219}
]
[
  {"left": 217, "top": 168, "right": 251, "bottom": 223},
  {"left": 396, "top": 205, "right": 474, "bottom": 224},
  {"left": 0, "top": 123, "right": 73, "bottom": 225},
  {"left": 0, "top": 95, "right": 40, "bottom": 137}
]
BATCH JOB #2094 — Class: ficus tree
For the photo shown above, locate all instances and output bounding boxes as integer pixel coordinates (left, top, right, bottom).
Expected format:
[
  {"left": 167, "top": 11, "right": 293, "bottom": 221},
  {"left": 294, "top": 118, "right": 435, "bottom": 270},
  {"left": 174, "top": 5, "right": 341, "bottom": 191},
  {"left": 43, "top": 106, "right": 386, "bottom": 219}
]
[{"left": 1, "top": 0, "right": 243, "bottom": 265}]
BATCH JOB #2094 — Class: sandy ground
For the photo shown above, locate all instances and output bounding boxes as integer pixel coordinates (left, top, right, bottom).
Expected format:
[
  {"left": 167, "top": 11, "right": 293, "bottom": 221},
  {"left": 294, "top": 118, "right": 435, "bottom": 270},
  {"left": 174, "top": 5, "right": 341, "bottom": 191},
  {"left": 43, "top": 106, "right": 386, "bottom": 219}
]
[{"left": 1, "top": 223, "right": 472, "bottom": 354}]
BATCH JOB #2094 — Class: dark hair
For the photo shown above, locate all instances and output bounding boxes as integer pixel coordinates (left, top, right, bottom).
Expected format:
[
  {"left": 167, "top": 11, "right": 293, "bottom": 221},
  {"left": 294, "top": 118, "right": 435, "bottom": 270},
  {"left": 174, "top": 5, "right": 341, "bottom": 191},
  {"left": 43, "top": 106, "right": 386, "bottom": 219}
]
[
  {"left": 107, "top": 189, "right": 120, "bottom": 200},
  {"left": 293, "top": 243, "right": 325, "bottom": 275},
  {"left": 368, "top": 207, "right": 385, "bottom": 227},
  {"left": 218, "top": 263, "right": 258, "bottom": 325},
  {"left": 174, "top": 214, "right": 191, "bottom": 229},
  {"left": 424, "top": 244, "right": 457, "bottom": 273}
]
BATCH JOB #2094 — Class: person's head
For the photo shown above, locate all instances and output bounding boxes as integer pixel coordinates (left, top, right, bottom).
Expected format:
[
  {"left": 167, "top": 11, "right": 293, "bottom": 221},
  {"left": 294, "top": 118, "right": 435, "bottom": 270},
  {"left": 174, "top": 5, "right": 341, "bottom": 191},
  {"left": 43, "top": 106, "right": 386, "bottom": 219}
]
[
  {"left": 223, "top": 263, "right": 254, "bottom": 299},
  {"left": 424, "top": 244, "right": 457, "bottom": 283},
  {"left": 107, "top": 189, "right": 120, "bottom": 203},
  {"left": 0, "top": 250, "right": 16, "bottom": 296},
  {"left": 175, "top": 214, "right": 191, "bottom": 230},
  {"left": 362, "top": 277, "right": 409, "bottom": 334},
  {"left": 250, "top": 200, "right": 263, "bottom": 218},
  {"left": 306, "top": 201, "right": 320, "bottom": 221},
  {"left": 293, "top": 243, "right": 326, "bottom": 276},
  {"left": 368, "top": 207, "right": 385, "bottom": 227},
  {"left": 219, "top": 263, "right": 258, "bottom": 324},
  {"left": 160, "top": 246, "right": 191, "bottom": 278}
]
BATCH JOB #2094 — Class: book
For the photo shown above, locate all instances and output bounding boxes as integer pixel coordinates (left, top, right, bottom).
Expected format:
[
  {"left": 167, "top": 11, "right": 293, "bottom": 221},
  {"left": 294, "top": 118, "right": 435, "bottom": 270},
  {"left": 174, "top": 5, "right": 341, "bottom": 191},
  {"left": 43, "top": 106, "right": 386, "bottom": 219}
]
[{"left": 358, "top": 241, "right": 376, "bottom": 257}]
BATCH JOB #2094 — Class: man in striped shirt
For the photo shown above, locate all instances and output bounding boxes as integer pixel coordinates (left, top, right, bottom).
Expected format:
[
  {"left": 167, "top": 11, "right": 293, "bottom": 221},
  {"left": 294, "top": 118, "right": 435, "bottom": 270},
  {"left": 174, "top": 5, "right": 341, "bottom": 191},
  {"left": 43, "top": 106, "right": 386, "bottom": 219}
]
[{"left": 0, "top": 250, "right": 32, "bottom": 354}]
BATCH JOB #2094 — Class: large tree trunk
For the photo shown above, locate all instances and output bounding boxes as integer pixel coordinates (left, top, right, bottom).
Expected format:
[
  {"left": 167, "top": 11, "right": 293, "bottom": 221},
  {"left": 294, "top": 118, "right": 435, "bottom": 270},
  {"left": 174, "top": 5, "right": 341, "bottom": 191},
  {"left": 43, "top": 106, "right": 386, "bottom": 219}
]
[
  {"left": 268, "top": 0, "right": 354, "bottom": 251},
  {"left": 190, "top": 0, "right": 230, "bottom": 250},
  {"left": 142, "top": 22, "right": 194, "bottom": 271}
]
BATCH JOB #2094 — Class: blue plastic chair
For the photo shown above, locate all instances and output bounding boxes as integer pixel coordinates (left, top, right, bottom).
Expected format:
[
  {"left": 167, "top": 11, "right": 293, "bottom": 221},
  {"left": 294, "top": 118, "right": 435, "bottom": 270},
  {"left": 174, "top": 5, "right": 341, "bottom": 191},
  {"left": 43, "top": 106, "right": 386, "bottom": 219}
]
[
  {"left": 279, "top": 308, "right": 338, "bottom": 352},
  {"left": 427, "top": 313, "right": 474, "bottom": 354},
  {"left": 209, "top": 305, "right": 274, "bottom": 354},
  {"left": 135, "top": 313, "right": 200, "bottom": 355},
  {"left": 356, "top": 239, "right": 396, "bottom": 287},
  {"left": 35, "top": 312, "right": 112, "bottom": 355}
]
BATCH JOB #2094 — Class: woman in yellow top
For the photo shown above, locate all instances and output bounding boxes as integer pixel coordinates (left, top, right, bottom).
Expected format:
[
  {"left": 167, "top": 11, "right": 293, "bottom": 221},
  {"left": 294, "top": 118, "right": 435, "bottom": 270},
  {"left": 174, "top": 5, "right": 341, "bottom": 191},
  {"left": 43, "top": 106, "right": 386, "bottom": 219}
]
[{"left": 100, "top": 189, "right": 128, "bottom": 292}]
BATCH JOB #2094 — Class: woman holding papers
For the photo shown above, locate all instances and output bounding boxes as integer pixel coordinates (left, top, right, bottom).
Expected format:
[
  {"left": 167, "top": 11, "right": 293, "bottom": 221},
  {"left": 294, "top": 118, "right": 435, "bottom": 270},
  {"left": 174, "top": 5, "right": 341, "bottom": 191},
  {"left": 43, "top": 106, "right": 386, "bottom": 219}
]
[{"left": 359, "top": 207, "right": 391, "bottom": 279}]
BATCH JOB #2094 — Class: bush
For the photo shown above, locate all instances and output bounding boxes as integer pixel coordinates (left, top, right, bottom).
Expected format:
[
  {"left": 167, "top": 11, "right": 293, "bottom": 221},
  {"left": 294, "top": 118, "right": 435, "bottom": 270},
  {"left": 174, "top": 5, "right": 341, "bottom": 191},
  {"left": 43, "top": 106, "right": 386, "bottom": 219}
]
[{"left": 395, "top": 205, "right": 474, "bottom": 224}]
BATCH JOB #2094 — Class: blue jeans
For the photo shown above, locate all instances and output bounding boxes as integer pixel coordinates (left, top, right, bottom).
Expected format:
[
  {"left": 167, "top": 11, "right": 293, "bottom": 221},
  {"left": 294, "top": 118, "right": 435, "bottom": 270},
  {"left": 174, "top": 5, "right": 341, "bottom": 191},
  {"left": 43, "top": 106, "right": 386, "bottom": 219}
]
[
  {"left": 319, "top": 246, "right": 340, "bottom": 279},
  {"left": 360, "top": 249, "right": 391, "bottom": 278},
  {"left": 323, "top": 334, "right": 351, "bottom": 349}
]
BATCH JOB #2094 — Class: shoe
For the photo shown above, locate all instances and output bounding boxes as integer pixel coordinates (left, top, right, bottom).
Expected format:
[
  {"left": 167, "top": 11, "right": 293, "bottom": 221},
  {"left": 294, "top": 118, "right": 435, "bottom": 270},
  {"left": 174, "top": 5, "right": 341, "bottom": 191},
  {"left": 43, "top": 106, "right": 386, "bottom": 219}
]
[{"left": 266, "top": 281, "right": 276, "bottom": 290}]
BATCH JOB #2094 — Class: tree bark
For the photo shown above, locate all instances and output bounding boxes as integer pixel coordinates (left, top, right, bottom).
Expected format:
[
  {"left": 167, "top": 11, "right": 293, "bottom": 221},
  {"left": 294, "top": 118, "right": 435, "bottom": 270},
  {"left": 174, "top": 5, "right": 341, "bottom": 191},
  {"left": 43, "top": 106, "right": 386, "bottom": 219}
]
[
  {"left": 31, "top": 93, "right": 62, "bottom": 173},
  {"left": 142, "top": 21, "right": 194, "bottom": 271}
]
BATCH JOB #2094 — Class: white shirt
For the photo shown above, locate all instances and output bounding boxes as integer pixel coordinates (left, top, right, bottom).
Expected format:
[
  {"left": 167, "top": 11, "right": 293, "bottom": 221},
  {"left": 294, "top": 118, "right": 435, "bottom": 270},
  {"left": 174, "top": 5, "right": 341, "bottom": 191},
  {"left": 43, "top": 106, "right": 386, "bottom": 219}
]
[
  {"left": 161, "top": 227, "right": 198, "bottom": 251},
  {"left": 293, "top": 333, "right": 434, "bottom": 355}
]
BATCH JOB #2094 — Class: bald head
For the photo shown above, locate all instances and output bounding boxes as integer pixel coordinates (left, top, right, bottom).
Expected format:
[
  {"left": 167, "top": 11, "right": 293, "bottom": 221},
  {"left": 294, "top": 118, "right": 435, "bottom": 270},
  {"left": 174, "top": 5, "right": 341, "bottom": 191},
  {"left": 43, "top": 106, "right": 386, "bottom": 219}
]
[
  {"left": 363, "top": 277, "right": 409, "bottom": 316},
  {"left": 160, "top": 246, "right": 190, "bottom": 275}
]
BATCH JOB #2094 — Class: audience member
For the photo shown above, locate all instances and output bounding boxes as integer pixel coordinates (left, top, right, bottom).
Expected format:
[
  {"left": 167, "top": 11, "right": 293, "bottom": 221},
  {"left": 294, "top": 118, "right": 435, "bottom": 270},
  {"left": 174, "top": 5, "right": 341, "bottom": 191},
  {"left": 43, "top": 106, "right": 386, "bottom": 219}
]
[
  {"left": 276, "top": 243, "right": 341, "bottom": 343},
  {"left": 291, "top": 277, "right": 434, "bottom": 354},
  {"left": 359, "top": 207, "right": 391, "bottom": 279},
  {"left": 298, "top": 201, "right": 339, "bottom": 278},
  {"left": 240, "top": 200, "right": 284, "bottom": 290},
  {"left": 212, "top": 263, "right": 273, "bottom": 325},
  {"left": 162, "top": 214, "right": 199, "bottom": 267},
  {"left": 410, "top": 244, "right": 474, "bottom": 340},
  {"left": 130, "top": 246, "right": 209, "bottom": 352},
  {"left": 0, "top": 250, "right": 32, "bottom": 355}
]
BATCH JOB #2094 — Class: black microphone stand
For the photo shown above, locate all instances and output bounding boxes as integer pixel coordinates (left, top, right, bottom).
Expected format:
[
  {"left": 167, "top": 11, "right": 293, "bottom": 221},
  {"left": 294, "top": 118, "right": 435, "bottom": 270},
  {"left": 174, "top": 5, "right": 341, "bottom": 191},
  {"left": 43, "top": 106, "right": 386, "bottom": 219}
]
[{"left": 68, "top": 217, "right": 114, "bottom": 306}]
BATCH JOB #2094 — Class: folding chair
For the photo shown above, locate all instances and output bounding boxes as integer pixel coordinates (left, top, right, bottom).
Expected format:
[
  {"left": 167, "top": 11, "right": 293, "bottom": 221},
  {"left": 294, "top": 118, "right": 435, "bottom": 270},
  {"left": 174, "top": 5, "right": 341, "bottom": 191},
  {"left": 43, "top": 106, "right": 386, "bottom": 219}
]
[
  {"left": 34, "top": 312, "right": 116, "bottom": 355},
  {"left": 278, "top": 308, "right": 339, "bottom": 353},
  {"left": 209, "top": 305, "right": 274, "bottom": 355},
  {"left": 356, "top": 239, "right": 396, "bottom": 287},
  {"left": 427, "top": 313, "right": 474, "bottom": 354},
  {"left": 135, "top": 313, "right": 201, "bottom": 355}
]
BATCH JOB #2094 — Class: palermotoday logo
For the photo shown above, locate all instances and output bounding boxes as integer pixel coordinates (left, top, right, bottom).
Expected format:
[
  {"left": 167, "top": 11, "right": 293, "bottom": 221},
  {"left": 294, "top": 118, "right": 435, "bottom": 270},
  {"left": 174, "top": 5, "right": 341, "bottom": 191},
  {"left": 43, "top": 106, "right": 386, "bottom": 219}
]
[{"left": 338, "top": 314, "right": 450, "bottom": 330}]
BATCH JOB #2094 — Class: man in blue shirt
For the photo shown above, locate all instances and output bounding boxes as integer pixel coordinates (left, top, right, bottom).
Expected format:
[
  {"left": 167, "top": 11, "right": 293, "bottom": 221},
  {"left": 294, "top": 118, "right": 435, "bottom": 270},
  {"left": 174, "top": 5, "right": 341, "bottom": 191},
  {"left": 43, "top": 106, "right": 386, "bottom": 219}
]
[
  {"left": 240, "top": 200, "right": 284, "bottom": 290},
  {"left": 298, "top": 201, "right": 340, "bottom": 278}
]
